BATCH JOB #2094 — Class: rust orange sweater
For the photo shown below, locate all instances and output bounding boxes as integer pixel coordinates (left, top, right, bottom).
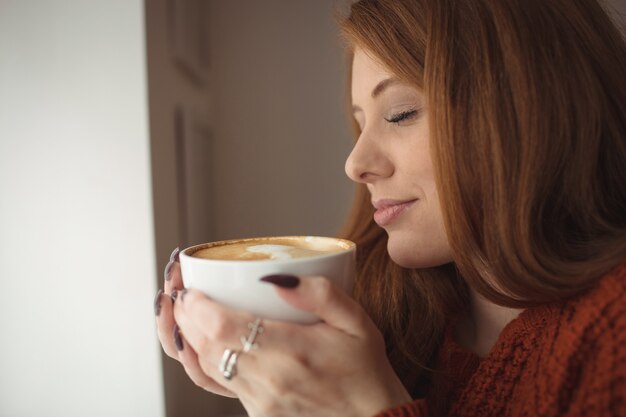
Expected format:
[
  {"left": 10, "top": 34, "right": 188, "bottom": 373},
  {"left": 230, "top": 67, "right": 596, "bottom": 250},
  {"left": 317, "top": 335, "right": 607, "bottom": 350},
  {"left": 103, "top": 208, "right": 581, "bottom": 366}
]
[{"left": 376, "top": 263, "right": 626, "bottom": 417}]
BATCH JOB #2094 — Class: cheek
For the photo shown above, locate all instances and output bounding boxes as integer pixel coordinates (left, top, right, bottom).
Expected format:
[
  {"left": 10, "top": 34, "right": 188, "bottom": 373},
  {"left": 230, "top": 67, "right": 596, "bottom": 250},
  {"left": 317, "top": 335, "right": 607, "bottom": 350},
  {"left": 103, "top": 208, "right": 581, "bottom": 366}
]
[
  {"left": 387, "top": 122, "right": 452, "bottom": 268},
  {"left": 385, "top": 197, "right": 453, "bottom": 269},
  {"left": 386, "top": 227, "right": 452, "bottom": 268}
]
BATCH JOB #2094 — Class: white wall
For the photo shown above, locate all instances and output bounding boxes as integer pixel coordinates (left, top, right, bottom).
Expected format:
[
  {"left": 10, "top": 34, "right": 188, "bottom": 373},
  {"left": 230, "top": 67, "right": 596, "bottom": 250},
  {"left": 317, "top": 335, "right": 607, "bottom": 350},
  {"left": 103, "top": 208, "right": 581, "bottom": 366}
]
[{"left": 0, "top": 1, "right": 164, "bottom": 416}]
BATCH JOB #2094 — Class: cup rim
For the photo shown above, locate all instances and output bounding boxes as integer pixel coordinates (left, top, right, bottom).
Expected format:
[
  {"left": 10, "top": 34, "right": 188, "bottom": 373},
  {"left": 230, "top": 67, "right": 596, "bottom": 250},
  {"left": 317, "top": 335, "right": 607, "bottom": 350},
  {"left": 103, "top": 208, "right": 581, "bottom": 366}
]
[{"left": 180, "top": 235, "right": 356, "bottom": 264}]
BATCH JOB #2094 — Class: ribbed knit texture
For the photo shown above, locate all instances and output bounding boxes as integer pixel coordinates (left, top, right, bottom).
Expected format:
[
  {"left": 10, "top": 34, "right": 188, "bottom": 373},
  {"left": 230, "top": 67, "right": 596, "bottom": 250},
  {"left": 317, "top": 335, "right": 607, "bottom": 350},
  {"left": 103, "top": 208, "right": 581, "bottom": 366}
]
[{"left": 374, "top": 263, "right": 626, "bottom": 417}]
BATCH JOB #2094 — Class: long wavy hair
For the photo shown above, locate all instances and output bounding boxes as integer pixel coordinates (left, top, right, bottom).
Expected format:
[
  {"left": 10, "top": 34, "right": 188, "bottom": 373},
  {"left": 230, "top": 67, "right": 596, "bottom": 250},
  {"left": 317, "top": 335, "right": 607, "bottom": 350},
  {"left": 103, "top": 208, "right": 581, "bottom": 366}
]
[{"left": 338, "top": 0, "right": 626, "bottom": 396}]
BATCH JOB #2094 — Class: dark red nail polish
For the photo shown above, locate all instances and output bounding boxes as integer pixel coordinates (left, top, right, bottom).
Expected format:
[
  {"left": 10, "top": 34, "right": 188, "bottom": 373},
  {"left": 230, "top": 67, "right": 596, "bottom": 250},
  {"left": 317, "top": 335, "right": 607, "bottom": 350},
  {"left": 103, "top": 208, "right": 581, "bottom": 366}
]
[
  {"left": 260, "top": 274, "right": 300, "bottom": 288},
  {"left": 164, "top": 261, "right": 174, "bottom": 281},
  {"left": 170, "top": 247, "right": 180, "bottom": 263},
  {"left": 154, "top": 289, "right": 164, "bottom": 316},
  {"left": 171, "top": 290, "right": 178, "bottom": 302},
  {"left": 173, "top": 324, "right": 183, "bottom": 351},
  {"left": 181, "top": 289, "right": 188, "bottom": 301}
]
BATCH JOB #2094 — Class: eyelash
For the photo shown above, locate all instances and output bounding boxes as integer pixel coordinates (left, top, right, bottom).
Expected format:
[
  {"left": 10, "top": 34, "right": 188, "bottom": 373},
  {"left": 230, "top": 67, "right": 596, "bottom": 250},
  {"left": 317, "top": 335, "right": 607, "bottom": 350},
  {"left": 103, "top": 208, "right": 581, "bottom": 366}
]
[{"left": 385, "top": 109, "right": 419, "bottom": 124}]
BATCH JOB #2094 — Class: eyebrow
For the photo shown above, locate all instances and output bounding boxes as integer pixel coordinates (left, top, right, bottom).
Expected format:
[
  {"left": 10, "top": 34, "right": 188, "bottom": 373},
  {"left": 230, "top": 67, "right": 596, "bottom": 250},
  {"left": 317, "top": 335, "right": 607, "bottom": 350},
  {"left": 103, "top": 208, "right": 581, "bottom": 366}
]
[
  {"left": 352, "top": 77, "right": 399, "bottom": 113},
  {"left": 371, "top": 77, "right": 398, "bottom": 98}
]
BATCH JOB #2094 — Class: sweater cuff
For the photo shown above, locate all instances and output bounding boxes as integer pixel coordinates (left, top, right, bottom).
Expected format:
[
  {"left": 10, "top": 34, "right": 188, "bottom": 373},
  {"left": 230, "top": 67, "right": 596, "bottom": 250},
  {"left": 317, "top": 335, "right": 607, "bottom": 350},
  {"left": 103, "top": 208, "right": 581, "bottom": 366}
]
[{"left": 373, "top": 399, "right": 429, "bottom": 417}]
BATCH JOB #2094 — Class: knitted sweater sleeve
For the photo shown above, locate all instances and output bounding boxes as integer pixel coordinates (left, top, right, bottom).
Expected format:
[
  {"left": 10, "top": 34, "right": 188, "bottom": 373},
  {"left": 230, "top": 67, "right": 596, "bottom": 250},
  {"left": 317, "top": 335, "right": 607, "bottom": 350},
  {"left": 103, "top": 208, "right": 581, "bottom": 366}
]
[{"left": 373, "top": 399, "right": 429, "bottom": 417}]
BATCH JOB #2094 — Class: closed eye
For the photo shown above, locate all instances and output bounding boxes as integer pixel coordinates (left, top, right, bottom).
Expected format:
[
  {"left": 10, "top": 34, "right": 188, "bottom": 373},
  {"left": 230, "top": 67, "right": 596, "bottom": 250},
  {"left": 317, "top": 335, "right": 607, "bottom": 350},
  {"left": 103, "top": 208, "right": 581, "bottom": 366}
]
[{"left": 384, "top": 109, "right": 419, "bottom": 124}]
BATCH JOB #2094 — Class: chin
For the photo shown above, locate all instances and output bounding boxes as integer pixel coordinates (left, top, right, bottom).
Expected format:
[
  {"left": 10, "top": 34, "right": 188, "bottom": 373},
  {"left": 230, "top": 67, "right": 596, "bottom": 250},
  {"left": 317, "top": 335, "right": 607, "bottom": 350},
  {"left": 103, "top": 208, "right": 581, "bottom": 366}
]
[{"left": 386, "top": 231, "right": 453, "bottom": 269}]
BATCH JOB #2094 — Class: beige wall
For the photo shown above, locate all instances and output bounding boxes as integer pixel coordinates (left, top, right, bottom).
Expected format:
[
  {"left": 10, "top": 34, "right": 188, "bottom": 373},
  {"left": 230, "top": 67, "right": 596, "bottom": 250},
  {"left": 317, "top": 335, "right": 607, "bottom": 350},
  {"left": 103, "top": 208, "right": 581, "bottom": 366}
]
[{"left": 208, "top": 0, "right": 354, "bottom": 241}]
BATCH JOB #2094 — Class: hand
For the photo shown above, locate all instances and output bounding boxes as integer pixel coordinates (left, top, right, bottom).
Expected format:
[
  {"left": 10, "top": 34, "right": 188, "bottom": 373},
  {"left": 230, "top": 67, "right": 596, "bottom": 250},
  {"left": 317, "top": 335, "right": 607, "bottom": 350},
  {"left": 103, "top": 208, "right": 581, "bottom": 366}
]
[
  {"left": 171, "top": 272, "right": 412, "bottom": 417},
  {"left": 154, "top": 247, "right": 237, "bottom": 398}
]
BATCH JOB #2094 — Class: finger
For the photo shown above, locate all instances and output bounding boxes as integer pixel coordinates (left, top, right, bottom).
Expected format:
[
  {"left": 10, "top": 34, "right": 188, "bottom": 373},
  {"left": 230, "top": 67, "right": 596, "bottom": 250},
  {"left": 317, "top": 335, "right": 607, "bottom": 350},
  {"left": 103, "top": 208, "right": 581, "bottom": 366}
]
[
  {"left": 163, "top": 261, "right": 182, "bottom": 294},
  {"left": 174, "top": 290, "right": 266, "bottom": 377},
  {"left": 155, "top": 289, "right": 180, "bottom": 359},
  {"left": 175, "top": 331, "right": 238, "bottom": 398},
  {"left": 174, "top": 295, "right": 257, "bottom": 395},
  {"left": 175, "top": 289, "right": 256, "bottom": 348},
  {"left": 176, "top": 289, "right": 319, "bottom": 360},
  {"left": 260, "top": 275, "right": 373, "bottom": 338},
  {"left": 163, "top": 247, "right": 184, "bottom": 294}
]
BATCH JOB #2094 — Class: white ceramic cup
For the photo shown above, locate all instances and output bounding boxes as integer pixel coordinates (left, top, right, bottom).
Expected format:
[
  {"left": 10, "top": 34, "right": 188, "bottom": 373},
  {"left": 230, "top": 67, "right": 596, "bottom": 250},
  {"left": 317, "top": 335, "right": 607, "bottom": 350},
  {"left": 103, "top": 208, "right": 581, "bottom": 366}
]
[{"left": 180, "top": 236, "right": 356, "bottom": 323}]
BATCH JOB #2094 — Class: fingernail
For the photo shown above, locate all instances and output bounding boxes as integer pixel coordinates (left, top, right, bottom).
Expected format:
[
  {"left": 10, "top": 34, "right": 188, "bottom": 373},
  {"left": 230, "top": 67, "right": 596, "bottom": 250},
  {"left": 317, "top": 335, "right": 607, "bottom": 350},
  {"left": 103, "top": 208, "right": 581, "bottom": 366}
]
[
  {"left": 260, "top": 274, "right": 300, "bottom": 288},
  {"left": 171, "top": 289, "right": 178, "bottom": 302},
  {"left": 170, "top": 247, "right": 180, "bottom": 263},
  {"left": 154, "top": 289, "right": 164, "bottom": 316},
  {"left": 173, "top": 324, "right": 184, "bottom": 351},
  {"left": 181, "top": 288, "right": 188, "bottom": 302},
  {"left": 164, "top": 261, "right": 174, "bottom": 281}
]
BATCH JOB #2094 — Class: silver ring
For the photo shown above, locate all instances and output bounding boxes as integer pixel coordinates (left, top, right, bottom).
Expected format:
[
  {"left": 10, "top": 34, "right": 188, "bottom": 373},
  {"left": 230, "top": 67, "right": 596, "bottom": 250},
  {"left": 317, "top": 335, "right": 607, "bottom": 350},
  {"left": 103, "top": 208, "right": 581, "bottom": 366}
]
[
  {"left": 223, "top": 351, "right": 239, "bottom": 381},
  {"left": 240, "top": 317, "right": 264, "bottom": 352},
  {"left": 219, "top": 349, "right": 239, "bottom": 381},
  {"left": 219, "top": 349, "right": 234, "bottom": 373}
]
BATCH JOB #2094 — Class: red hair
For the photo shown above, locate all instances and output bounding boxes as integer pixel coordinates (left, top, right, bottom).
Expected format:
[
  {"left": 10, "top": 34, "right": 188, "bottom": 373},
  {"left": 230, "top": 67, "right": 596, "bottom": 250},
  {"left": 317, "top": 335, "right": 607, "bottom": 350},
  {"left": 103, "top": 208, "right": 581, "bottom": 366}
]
[{"left": 339, "top": 0, "right": 626, "bottom": 395}]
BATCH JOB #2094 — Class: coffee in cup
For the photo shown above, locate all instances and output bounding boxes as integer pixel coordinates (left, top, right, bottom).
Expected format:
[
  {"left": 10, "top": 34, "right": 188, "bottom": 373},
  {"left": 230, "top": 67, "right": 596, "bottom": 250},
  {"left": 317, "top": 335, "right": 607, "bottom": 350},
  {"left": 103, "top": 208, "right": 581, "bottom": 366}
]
[
  {"left": 190, "top": 236, "right": 348, "bottom": 261},
  {"left": 180, "top": 236, "right": 356, "bottom": 323}
]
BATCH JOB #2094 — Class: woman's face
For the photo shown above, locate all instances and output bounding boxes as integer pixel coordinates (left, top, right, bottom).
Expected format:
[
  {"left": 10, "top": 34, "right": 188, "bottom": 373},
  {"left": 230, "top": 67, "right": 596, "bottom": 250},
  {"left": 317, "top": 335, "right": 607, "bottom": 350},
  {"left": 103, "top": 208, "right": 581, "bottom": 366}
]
[{"left": 345, "top": 48, "right": 452, "bottom": 268}]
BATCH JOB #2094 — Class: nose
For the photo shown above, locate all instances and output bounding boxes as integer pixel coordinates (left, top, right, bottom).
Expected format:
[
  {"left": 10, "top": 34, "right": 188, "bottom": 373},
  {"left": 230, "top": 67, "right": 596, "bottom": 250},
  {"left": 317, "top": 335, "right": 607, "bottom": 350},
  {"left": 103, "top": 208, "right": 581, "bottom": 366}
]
[{"left": 344, "top": 132, "right": 393, "bottom": 184}]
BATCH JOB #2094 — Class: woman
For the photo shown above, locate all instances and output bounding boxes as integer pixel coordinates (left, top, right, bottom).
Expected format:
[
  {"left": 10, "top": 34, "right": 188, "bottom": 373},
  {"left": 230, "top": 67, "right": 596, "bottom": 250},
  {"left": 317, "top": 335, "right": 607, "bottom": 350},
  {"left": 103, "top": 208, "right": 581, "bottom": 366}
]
[{"left": 155, "top": 0, "right": 626, "bottom": 415}]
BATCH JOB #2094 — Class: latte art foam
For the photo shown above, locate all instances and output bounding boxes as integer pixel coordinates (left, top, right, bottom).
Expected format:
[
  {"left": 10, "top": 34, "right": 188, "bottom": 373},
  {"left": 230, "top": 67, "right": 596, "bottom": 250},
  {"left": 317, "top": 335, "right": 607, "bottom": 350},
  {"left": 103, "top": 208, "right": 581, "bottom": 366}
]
[
  {"left": 191, "top": 237, "right": 348, "bottom": 261},
  {"left": 245, "top": 244, "right": 320, "bottom": 260}
]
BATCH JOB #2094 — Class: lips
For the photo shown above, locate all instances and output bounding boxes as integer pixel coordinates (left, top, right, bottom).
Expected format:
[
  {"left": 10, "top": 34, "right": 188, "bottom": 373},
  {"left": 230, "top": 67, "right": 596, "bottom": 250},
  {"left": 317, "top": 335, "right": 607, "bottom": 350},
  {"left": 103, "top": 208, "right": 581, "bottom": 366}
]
[{"left": 372, "top": 199, "right": 418, "bottom": 226}]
